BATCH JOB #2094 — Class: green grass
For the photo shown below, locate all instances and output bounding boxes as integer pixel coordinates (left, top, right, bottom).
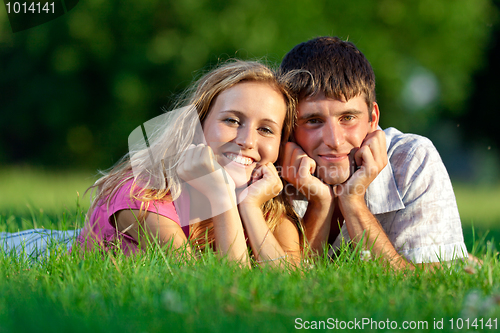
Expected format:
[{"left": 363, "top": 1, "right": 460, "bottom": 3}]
[
  {"left": 1, "top": 167, "right": 500, "bottom": 332},
  {"left": 1, "top": 231, "right": 499, "bottom": 333}
]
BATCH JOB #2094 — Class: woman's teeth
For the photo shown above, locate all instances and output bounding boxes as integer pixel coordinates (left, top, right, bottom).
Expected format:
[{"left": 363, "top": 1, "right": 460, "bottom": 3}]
[{"left": 224, "top": 153, "right": 254, "bottom": 166}]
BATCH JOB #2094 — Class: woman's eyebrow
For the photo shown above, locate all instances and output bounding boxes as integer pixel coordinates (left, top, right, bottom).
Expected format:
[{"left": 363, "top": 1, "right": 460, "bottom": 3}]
[
  {"left": 221, "top": 110, "right": 279, "bottom": 126},
  {"left": 298, "top": 109, "right": 364, "bottom": 120}
]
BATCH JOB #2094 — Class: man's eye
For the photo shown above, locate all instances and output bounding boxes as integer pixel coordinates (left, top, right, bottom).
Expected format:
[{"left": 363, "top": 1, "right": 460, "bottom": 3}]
[
  {"left": 306, "top": 118, "right": 322, "bottom": 124},
  {"left": 342, "top": 115, "right": 354, "bottom": 121}
]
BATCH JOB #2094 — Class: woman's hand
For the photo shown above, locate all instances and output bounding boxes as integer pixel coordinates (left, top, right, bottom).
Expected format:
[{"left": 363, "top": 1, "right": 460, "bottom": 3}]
[
  {"left": 238, "top": 162, "right": 282, "bottom": 208},
  {"left": 177, "top": 144, "right": 235, "bottom": 197},
  {"left": 177, "top": 144, "right": 248, "bottom": 265}
]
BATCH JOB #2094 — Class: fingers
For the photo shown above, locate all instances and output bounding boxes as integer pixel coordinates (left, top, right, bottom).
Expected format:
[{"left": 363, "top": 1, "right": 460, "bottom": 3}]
[
  {"left": 240, "top": 162, "right": 283, "bottom": 206},
  {"left": 252, "top": 163, "right": 280, "bottom": 186},
  {"left": 361, "top": 130, "right": 387, "bottom": 167},
  {"left": 355, "top": 130, "right": 387, "bottom": 173},
  {"left": 298, "top": 155, "right": 316, "bottom": 179},
  {"left": 250, "top": 163, "right": 265, "bottom": 184},
  {"left": 282, "top": 142, "right": 302, "bottom": 176},
  {"left": 177, "top": 143, "right": 219, "bottom": 181},
  {"left": 282, "top": 142, "right": 316, "bottom": 185},
  {"left": 355, "top": 145, "right": 378, "bottom": 178},
  {"left": 347, "top": 130, "right": 388, "bottom": 194}
]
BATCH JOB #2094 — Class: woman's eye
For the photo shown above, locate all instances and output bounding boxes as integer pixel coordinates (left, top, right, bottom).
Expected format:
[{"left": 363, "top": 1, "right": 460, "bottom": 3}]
[
  {"left": 259, "top": 127, "right": 274, "bottom": 135},
  {"left": 224, "top": 118, "right": 239, "bottom": 125}
]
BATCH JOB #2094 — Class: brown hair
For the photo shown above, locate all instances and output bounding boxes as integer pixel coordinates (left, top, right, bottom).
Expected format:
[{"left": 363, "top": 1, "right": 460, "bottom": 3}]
[{"left": 280, "top": 36, "right": 376, "bottom": 112}]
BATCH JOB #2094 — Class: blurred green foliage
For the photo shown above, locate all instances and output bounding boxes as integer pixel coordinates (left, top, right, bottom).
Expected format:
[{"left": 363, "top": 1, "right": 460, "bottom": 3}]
[{"left": 0, "top": 0, "right": 498, "bottom": 170}]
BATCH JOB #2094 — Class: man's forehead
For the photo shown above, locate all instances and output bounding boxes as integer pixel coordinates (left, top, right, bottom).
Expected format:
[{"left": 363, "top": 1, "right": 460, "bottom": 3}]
[
  {"left": 300, "top": 90, "right": 367, "bottom": 102},
  {"left": 297, "top": 93, "right": 369, "bottom": 113}
]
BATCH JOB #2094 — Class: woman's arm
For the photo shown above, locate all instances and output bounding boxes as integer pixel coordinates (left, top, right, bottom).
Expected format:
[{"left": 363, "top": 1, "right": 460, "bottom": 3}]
[
  {"left": 115, "top": 204, "right": 250, "bottom": 266},
  {"left": 177, "top": 144, "right": 250, "bottom": 266},
  {"left": 273, "top": 216, "right": 302, "bottom": 265},
  {"left": 115, "top": 209, "right": 190, "bottom": 252},
  {"left": 239, "top": 205, "right": 301, "bottom": 267},
  {"left": 209, "top": 202, "right": 250, "bottom": 266},
  {"left": 238, "top": 163, "right": 301, "bottom": 267}
]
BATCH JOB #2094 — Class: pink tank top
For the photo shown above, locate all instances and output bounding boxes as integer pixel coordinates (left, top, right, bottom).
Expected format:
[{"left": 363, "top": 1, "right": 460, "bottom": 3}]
[{"left": 74, "top": 180, "right": 190, "bottom": 255}]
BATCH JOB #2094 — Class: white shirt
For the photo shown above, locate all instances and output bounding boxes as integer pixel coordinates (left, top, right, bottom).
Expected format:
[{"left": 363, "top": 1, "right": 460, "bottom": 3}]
[{"left": 295, "top": 127, "right": 468, "bottom": 264}]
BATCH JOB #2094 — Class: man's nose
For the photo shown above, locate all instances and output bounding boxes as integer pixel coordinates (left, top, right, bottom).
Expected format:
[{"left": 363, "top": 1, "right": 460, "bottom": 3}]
[
  {"left": 323, "top": 120, "right": 345, "bottom": 149},
  {"left": 235, "top": 126, "right": 256, "bottom": 149}
]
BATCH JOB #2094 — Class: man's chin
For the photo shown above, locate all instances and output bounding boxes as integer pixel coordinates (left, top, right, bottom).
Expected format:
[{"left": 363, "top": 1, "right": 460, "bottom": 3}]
[
  {"left": 317, "top": 169, "right": 350, "bottom": 186},
  {"left": 323, "top": 178, "right": 349, "bottom": 186}
]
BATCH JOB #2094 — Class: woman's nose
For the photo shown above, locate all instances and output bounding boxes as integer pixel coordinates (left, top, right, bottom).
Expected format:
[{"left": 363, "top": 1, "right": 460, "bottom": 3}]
[{"left": 235, "top": 127, "right": 256, "bottom": 149}]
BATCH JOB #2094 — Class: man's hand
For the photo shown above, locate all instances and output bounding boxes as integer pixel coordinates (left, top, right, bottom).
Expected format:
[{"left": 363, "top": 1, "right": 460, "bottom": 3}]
[
  {"left": 335, "top": 130, "right": 387, "bottom": 200},
  {"left": 331, "top": 130, "right": 408, "bottom": 269},
  {"left": 282, "top": 142, "right": 335, "bottom": 254},
  {"left": 282, "top": 142, "right": 333, "bottom": 204}
]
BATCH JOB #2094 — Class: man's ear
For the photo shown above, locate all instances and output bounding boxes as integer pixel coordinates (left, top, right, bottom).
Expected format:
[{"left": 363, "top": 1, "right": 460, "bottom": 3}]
[{"left": 370, "top": 102, "right": 380, "bottom": 131}]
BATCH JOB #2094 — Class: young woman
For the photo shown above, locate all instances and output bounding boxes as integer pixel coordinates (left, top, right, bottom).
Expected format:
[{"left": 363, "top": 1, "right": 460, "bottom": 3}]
[{"left": 73, "top": 60, "right": 301, "bottom": 267}]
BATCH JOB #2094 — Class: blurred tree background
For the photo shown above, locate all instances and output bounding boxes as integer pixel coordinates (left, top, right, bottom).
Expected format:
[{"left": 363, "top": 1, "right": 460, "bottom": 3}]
[{"left": 0, "top": 0, "right": 499, "bottom": 183}]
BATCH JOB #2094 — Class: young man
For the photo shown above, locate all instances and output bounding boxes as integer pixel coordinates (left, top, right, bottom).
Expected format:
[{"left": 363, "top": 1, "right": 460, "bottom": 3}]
[{"left": 280, "top": 36, "right": 468, "bottom": 269}]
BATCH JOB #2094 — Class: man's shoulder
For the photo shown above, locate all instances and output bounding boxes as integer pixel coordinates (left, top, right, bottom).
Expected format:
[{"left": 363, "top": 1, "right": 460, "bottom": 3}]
[
  {"left": 382, "top": 127, "right": 440, "bottom": 165},
  {"left": 380, "top": 126, "right": 449, "bottom": 195},
  {"left": 383, "top": 127, "right": 434, "bottom": 152}
]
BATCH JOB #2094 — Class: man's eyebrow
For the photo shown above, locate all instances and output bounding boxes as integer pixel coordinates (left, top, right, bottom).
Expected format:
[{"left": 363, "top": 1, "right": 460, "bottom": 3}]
[
  {"left": 221, "top": 110, "right": 279, "bottom": 126},
  {"left": 298, "top": 109, "right": 364, "bottom": 120},
  {"left": 340, "top": 109, "right": 365, "bottom": 116},
  {"left": 297, "top": 112, "right": 323, "bottom": 121}
]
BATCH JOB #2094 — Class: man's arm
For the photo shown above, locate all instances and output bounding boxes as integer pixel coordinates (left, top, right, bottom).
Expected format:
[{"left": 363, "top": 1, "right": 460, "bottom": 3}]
[
  {"left": 372, "top": 130, "right": 468, "bottom": 267},
  {"left": 281, "top": 142, "right": 335, "bottom": 254},
  {"left": 333, "top": 129, "right": 416, "bottom": 269},
  {"left": 336, "top": 196, "right": 413, "bottom": 270}
]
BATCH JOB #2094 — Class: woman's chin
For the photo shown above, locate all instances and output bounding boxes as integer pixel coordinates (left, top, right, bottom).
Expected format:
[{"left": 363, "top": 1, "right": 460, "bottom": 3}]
[{"left": 225, "top": 167, "right": 252, "bottom": 189}]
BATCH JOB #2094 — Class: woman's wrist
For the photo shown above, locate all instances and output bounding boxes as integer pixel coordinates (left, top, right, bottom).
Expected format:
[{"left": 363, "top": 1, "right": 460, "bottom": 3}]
[
  {"left": 208, "top": 186, "right": 237, "bottom": 216},
  {"left": 237, "top": 202, "right": 262, "bottom": 221},
  {"left": 237, "top": 201, "right": 261, "bottom": 216}
]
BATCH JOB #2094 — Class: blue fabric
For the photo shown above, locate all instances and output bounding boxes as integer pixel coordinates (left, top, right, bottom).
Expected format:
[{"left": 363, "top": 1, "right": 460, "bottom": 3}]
[{"left": 0, "top": 229, "right": 80, "bottom": 258}]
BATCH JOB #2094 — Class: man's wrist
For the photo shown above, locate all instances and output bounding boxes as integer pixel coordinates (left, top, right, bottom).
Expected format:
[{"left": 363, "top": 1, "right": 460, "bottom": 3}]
[
  {"left": 307, "top": 195, "right": 334, "bottom": 210},
  {"left": 336, "top": 193, "right": 370, "bottom": 221},
  {"left": 337, "top": 191, "right": 365, "bottom": 207}
]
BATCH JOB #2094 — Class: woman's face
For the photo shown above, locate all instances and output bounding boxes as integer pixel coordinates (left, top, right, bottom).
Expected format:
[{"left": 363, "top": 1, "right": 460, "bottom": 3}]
[{"left": 202, "top": 81, "right": 287, "bottom": 188}]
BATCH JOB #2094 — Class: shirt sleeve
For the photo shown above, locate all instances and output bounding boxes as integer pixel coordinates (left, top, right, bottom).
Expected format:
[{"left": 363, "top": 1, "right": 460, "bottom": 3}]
[
  {"left": 380, "top": 135, "right": 468, "bottom": 263},
  {"left": 109, "top": 181, "right": 180, "bottom": 225}
]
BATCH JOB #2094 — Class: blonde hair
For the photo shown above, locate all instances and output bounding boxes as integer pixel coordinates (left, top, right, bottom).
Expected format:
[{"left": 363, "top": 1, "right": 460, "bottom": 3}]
[{"left": 87, "top": 59, "right": 299, "bottom": 250}]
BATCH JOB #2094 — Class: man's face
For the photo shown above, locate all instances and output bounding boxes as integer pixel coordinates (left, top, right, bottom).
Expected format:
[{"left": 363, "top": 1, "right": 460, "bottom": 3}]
[{"left": 294, "top": 92, "right": 379, "bottom": 185}]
